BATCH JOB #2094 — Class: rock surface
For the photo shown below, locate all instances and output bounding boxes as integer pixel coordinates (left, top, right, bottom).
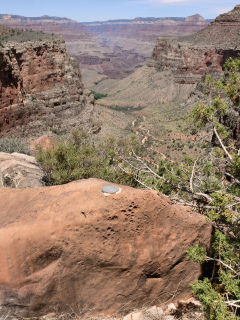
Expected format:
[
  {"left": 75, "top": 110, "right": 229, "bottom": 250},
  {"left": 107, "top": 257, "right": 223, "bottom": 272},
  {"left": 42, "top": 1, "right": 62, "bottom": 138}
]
[
  {"left": 0, "top": 31, "right": 94, "bottom": 137},
  {"left": 0, "top": 179, "right": 212, "bottom": 317},
  {"left": 0, "top": 152, "right": 44, "bottom": 188}
]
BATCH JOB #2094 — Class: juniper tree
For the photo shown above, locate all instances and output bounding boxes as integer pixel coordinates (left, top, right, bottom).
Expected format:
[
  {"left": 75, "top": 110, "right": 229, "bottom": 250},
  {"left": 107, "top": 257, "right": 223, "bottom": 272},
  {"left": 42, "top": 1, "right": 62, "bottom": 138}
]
[{"left": 118, "top": 57, "right": 240, "bottom": 319}]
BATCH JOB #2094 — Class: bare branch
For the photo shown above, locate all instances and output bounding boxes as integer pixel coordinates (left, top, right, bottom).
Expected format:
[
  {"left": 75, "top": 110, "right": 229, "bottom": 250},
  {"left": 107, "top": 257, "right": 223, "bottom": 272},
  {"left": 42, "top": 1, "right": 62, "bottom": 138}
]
[
  {"left": 225, "top": 300, "right": 240, "bottom": 309},
  {"left": 176, "top": 202, "right": 217, "bottom": 209},
  {"left": 213, "top": 127, "right": 233, "bottom": 161},
  {"left": 194, "top": 192, "right": 213, "bottom": 204},
  {"left": 224, "top": 172, "right": 240, "bottom": 186},
  {"left": 190, "top": 159, "right": 198, "bottom": 193},
  {"left": 206, "top": 256, "right": 240, "bottom": 276},
  {"left": 120, "top": 151, "right": 213, "bottom": 204},
  {"left": 118, "top": 164, "right": 153, "bottom": 190}
]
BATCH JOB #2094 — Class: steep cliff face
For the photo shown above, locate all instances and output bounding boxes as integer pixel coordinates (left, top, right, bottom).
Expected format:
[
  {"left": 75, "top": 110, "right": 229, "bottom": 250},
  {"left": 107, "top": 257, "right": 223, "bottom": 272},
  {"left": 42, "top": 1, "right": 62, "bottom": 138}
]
[
  {"left": 152, "top": 40, "right": 224, "bottom": 84},
  {"left": 0, "top": 33, "right": 94, "bottom": 136},
  {"left": 152, "top": 5, "right": 240, "bottom": 85},
  {"left": 90, "top": 6, "right": 240, "bottom": 129}
]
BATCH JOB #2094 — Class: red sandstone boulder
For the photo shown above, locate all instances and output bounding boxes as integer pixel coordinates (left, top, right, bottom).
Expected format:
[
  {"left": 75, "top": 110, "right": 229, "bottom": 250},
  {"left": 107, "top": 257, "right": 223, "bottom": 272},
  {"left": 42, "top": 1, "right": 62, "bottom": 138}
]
[
  {"left": 30, "top": 136, "right": 57, "bottom": 155},
  {"left": 0, "top": 179, "right": 212, "bottom": 317}
]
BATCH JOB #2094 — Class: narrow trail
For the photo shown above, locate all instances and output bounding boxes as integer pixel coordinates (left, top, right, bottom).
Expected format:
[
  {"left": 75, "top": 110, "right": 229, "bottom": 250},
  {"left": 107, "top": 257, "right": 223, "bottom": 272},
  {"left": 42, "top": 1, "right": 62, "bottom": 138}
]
[
  {"left": 132, "top": 115, "right": 164, "bottom": 145},
  {"left": 132, "top": 115, "right": 167, "bottom": 159}
]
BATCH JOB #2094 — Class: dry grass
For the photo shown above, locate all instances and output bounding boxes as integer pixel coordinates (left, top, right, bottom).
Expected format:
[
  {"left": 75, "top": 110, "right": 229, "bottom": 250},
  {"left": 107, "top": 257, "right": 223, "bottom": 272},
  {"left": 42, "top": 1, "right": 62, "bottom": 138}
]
[{"left": 0, "top": 137, "right": 30, "bottom": 155}]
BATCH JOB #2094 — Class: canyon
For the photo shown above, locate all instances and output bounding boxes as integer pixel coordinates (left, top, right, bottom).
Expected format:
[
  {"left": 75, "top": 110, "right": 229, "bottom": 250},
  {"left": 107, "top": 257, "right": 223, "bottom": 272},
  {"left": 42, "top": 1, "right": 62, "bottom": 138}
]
[
  {"left": 90, "top": 5, "right": 240, "bottom": 153},
  {"left": 95, "top": 5, "right": 240, "bottom": 105},
  {"left": 0, "top": 6, "right": 240, "bottom": 319},
  {"left": 0, "top": 13, "right": 210, "bottom": 83},
  {"left": 1, "top": 7, "right": 240, "bottom": 146}
]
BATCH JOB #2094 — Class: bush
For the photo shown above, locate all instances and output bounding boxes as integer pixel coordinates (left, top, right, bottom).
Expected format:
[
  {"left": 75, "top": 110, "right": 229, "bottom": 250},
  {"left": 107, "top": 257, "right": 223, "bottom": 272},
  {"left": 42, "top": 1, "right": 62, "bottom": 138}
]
[
  {"left": 183, "top": 57, "right": 240, "bottom": 319},
  {"left": 36, "top": 130, "right": 104, "bottom": 185},
  {"left": 36, "top": 129, "right": 137, "bottom": 187},
  {"left": 90, "top": 90, "right": 108, "bottom": 100}
]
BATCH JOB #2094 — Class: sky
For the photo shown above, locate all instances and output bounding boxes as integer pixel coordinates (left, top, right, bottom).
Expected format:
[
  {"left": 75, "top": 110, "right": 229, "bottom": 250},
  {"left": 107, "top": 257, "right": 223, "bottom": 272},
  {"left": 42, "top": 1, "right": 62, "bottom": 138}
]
[{"left": 1, "top": 0, "right": 240, "bottom": 22}]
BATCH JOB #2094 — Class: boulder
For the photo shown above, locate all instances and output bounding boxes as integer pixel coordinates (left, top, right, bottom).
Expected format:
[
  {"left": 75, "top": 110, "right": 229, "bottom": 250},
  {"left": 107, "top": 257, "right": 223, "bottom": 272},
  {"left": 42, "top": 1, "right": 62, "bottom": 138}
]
[
  {"left": 30, "top": 136, "right": 57, "bottom": 156},
  {"left": 0, "top": 152, "right": 44, "bottom": 188},
  {"left": 0, "top": 179, "right": 212, "bottom": 317}
]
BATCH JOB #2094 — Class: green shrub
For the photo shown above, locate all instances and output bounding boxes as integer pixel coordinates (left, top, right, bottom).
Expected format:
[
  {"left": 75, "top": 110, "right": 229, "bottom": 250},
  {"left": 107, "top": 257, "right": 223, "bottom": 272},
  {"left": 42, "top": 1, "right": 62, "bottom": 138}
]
[
  {"left": 36, "top": 131, "right": 104, "bottom": 185},
  {"left": 90, "top": 90, "right": 108, "bottom": 100},
  {"left": 36, "top": 129, "right": 136, "bottom": 187},
  {"left": 192, "top": 278, "right": 235, "bottom": 320}
]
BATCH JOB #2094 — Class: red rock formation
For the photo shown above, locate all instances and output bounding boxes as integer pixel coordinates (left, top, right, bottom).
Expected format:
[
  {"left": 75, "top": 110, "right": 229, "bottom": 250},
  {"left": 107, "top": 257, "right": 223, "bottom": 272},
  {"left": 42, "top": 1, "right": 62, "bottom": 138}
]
[
  {"left": 0, "top": 34, "right": 94, "bottom": 135},
  {"left": 151, "top": 5, "right": 240, "bottom": 85},
  {"left": 0, "top": 179, "right": 212, "bottom": 317},
  {"left": 30, "top": 136, "right": 57, "bottom": 155}
]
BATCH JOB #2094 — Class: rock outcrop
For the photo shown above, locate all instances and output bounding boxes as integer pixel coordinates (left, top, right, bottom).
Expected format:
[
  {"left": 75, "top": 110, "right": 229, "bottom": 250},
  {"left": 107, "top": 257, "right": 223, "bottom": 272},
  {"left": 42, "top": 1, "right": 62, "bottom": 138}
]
[
  {"left": 0, "top": 179, "right": 212, "bottom": 317},
  {"left": 0, "top": 30, "right": 94, "bottom": 136},
  {"left": 0, "top": 152, "right": 44, "bottom": 188},
  {"left": 152, "top": 5, "right": 240, "bottom": 85}
]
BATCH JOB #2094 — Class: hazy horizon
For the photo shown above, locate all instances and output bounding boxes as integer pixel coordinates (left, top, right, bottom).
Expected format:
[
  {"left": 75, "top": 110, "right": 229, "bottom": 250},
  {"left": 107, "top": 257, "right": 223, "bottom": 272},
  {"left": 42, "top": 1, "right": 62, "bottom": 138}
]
[{"left": 1, "top": 0, "right": 239, "bottom": 23}]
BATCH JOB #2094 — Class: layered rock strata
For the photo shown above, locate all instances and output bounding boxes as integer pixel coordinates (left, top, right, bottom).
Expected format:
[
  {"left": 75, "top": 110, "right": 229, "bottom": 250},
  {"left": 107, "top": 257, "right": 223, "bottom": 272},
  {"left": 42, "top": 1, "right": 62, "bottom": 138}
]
[
  {"left": 0, "top": 179, "right": 212, "bottom": 317},
  {"left": 151, "top": 5, "right": 240, "bottom": 85},
  {"left": 0, "top": 34, "right": 94, "bottom": 136},
  {"left": 84, "top": 14, "right": 209, "bottom": 40}
]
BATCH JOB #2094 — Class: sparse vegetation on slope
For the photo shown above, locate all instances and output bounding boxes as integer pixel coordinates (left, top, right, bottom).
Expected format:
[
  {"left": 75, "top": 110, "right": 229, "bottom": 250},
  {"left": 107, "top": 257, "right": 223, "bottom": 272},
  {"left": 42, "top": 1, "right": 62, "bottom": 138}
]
[
  {"left": 0, "top": 137, "right": 30, "bottom": 154},
  {"left": 0, "top": 26, "right": 58, "bottom": 44}
]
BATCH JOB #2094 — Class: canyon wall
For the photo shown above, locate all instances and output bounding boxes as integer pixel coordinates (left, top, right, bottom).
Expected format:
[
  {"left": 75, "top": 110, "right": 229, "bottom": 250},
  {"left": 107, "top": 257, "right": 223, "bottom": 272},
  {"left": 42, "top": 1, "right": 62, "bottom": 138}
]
[
  {"left": 0, "top": 30, "right": 94, "bottom": 136},
  {"left": 84, "top": 14, "right": 209, "bottom": 41},
  {"left": 151, "top": 5, "right": 240, "bottom": 85}
]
